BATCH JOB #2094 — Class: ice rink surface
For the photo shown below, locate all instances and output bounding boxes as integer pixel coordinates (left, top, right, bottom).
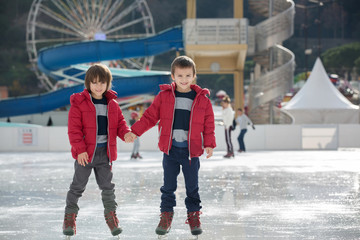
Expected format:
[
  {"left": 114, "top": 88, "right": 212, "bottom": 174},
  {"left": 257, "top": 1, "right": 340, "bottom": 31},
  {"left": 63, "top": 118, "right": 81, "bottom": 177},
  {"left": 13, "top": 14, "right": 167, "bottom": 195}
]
[{"left": 1, "top": 150, "right": 360, "bottom": 240}]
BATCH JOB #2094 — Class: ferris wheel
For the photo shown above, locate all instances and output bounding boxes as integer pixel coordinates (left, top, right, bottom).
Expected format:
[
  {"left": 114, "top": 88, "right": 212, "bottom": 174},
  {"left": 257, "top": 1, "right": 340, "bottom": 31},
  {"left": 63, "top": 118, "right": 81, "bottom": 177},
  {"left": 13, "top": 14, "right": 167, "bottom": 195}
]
[{"left": 26, "top": 0, "right": 156, "bottom": 90}]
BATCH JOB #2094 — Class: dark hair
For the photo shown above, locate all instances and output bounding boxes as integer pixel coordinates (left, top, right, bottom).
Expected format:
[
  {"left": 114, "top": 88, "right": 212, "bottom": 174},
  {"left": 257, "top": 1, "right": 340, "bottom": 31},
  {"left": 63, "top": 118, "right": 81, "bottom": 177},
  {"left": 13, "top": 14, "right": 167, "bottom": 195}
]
[
  {"left": 171, "top": 55, "right": 196, "bottom": 75},
  {"left": 84, "top": 64, "right": 112, "bottom": 92},
  {"left": 238, "top": 108, "right": 243, "bottom": 112},
  {"left": 222, "top": 95, "right": 231, "bottom": 103}
]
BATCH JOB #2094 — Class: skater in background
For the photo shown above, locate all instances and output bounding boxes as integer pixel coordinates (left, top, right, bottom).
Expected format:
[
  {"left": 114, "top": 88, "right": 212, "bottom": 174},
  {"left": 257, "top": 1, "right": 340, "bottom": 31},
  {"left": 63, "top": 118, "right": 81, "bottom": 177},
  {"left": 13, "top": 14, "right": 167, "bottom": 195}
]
[
  {"left": 128, "top": 56, "right": 216, "bottom": 237},
  {"left": 221, "top": 95, "right": 235, "bottom": 158},
  {"left": 129, "top": 111, "right": 142, "bottom": 159},
  {"left": 63, "top": 64, "right": 134, "bottom": 238},
  {"left": 236, "top": 108, "right": 255, "bottom": 153}
]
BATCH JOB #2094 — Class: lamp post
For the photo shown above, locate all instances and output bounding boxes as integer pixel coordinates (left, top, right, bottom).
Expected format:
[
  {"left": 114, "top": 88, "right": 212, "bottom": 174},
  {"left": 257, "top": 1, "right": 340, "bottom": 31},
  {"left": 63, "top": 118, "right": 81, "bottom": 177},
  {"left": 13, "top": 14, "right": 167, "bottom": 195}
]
[
  {"left": 296, "top": 0, "right": 333, "bottom": 77},
  {"left": 308, "top": 0, "right": 324, "bottom": 58},
  {"left": 308, "top": 0, "right": 336, "bottom": 57},
  {"left": 296, "top": 3, "right": 316, "bottom": 78}
]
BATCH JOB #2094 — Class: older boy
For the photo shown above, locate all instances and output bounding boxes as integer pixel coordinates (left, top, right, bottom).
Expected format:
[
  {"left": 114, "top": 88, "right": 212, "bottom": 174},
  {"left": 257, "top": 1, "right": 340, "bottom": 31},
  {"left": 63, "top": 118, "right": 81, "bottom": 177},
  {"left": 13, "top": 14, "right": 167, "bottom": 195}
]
[{"left": 129, "top": 56, "right": 216, "bottom": 237}]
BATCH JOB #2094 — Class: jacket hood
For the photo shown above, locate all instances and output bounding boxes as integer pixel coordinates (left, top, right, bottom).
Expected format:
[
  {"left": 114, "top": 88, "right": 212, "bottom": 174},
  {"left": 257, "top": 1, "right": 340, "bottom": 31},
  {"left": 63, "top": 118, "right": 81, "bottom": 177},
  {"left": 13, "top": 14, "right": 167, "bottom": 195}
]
[
  {"left": 159, "top": 82, "right": 210, "bottom": 96},
  {"left": 70, "top": 89, "right": 118, "bottom": 105}
]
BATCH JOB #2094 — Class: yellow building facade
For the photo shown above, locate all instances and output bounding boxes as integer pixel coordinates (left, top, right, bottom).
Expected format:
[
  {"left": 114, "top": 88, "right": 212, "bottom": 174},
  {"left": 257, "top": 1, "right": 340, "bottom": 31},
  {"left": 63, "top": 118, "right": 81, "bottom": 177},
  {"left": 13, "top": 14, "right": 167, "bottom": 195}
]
[{"left": 184, "top": 0, "right": 247, "bottom": 110}]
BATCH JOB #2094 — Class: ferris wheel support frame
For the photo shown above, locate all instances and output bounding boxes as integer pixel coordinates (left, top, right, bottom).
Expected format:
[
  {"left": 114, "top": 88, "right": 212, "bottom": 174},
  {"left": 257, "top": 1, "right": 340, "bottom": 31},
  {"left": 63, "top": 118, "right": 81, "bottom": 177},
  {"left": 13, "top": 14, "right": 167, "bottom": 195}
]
[{"left": 26, "top": 0, "right": 156, "bottom": 91}]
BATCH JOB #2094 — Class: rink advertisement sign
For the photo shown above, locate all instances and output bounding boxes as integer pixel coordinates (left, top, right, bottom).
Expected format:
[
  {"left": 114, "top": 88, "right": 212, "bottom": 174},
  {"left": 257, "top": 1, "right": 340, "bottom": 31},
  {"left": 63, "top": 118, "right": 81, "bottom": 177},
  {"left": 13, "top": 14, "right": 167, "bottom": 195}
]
[{"left": 18, "top": 128, "right": 38, "bottom": 146}]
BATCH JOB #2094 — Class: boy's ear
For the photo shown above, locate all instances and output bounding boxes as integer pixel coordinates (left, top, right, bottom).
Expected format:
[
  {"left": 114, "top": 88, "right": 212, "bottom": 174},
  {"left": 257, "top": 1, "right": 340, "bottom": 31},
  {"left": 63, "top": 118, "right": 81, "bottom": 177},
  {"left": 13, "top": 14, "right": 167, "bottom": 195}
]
[
  {"left": 191, "top": 74, "right": 197, "bottom": 84},
  {"left": 171, "top": 74, "right": 175, "bottom": 81}
]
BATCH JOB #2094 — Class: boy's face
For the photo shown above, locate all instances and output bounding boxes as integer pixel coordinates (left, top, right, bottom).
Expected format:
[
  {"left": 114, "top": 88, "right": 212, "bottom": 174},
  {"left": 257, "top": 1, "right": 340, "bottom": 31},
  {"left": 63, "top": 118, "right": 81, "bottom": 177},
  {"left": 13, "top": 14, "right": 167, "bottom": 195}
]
[
  {"left": 90, "top": 77, "right": 107, "bottom": 99},
  {"left": 171, "top": 67, "right": 195, "bottom": 93}
]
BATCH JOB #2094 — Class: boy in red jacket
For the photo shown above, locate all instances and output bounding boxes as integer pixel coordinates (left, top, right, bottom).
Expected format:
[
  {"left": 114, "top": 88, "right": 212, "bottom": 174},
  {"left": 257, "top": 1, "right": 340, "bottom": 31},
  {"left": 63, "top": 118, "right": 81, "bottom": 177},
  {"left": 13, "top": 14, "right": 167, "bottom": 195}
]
[
  {"left": 129, "top": 56, "right": 216, "bottom": 237},
  {"left": 63, "top": 64, "right": 133, "bottom": 238}
]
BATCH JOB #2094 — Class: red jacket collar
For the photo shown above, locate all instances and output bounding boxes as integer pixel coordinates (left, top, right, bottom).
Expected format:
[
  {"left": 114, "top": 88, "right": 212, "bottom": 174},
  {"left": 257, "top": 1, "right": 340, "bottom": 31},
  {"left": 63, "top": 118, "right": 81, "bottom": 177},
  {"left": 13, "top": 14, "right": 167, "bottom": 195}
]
[
  {"left": 71, "top": 89, "right": 118, "bottom": 104},
  {"left": 159, "top": 82, "right": 210, "bottom": 96}
]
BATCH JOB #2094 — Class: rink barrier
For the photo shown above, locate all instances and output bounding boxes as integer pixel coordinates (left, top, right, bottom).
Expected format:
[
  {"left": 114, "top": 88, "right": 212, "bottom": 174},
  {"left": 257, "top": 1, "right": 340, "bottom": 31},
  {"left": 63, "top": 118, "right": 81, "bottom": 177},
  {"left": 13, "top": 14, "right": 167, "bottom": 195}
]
[{"left": 0, "top": 124, "right": 359, "bottom": 152}]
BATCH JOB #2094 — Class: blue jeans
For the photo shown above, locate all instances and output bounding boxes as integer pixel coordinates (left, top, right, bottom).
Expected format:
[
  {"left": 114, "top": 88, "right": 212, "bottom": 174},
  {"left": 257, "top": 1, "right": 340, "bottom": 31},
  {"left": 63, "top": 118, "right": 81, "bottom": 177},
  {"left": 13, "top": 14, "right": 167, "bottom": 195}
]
[
  {"left": 237, "top": 129, "right": 248, "bottom": 151},
  {"left": 160, "top": 146, "right": 201, "bottom": 213}
]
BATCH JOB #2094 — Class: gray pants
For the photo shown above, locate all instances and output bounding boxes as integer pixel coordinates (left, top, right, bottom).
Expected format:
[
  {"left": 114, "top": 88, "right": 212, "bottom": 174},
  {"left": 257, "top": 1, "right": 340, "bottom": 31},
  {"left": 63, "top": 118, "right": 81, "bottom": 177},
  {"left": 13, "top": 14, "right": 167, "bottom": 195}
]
[
  {"left": 131, "top": 138, "right": 140, "bottom": 155},
  {"left": 65, "top": 146, "right": 117, "bottom": 214}
]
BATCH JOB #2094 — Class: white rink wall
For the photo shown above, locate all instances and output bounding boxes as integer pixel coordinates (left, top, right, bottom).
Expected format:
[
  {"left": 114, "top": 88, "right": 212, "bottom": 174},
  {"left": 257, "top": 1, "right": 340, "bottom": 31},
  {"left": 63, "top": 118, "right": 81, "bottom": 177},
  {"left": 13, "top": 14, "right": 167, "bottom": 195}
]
[{"left": 1, "top": 124, "right": 360, "bottom": 152}]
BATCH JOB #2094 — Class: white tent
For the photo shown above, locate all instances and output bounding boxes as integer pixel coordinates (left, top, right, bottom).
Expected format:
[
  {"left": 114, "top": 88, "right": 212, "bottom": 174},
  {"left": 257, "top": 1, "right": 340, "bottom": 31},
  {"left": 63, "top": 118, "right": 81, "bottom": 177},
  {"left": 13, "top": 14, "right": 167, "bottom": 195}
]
[{"left": 283, "top": 58, "right": 359, "bottom": 124}]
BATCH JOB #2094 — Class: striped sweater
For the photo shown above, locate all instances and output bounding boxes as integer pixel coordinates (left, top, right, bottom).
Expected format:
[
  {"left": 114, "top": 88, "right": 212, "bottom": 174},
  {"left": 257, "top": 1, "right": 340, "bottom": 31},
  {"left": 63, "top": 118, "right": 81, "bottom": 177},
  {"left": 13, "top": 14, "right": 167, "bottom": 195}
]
[
  {"left": 172, "top": 90, "right": 196, "bottom": 148},
  {"left": 91, "top": 96, "right": 108, "bottom": 147}
]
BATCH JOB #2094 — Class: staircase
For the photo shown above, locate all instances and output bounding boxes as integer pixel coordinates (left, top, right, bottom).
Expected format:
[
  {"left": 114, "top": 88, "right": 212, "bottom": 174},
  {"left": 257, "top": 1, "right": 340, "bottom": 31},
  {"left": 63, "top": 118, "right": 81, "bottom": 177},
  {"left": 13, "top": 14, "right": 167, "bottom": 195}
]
[{"left": 246, "top": 0, "right": 295, "bottom": 124}]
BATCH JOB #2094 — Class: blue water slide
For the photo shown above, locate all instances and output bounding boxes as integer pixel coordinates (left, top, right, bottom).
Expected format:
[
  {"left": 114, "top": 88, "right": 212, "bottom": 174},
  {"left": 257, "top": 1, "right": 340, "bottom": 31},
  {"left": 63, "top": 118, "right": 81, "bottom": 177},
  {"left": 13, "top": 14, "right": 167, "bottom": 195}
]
[
  {"left": 0, "top": 26, "right": 184, "bottom": 118},
  {"left": 38, "top": 26, "right": 183, "bottom": 79},
  {"left": 0, "top": 73, "right": 170, "bottom": 118}
]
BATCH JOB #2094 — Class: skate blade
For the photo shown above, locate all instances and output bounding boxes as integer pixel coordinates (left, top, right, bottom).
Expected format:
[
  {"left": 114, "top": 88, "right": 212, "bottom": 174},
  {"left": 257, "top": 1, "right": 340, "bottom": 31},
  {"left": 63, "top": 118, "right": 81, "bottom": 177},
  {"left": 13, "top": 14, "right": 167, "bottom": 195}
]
[
  {"left": 190, "top": 233, "right": 201, "bottom": 240},
  {"left": 157, "top": 234, "right": 168, "bottom": 239}
]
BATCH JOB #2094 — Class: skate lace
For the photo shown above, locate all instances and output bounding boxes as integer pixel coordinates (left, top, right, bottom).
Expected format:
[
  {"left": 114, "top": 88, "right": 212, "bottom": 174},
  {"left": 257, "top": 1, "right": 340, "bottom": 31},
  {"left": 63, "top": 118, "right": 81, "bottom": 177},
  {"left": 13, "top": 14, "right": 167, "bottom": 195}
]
[
  {"left": 64, "top": 213, "right": 77, "bottom": 234},
  {"left": 105, "top": 211, "right": 119, "bottom": 230},
  {"left": 159, "top": 212, "right": 174, "bottom": 228},
  {"left": 185, "top": 211, "right": 202, "bottom": 229}
]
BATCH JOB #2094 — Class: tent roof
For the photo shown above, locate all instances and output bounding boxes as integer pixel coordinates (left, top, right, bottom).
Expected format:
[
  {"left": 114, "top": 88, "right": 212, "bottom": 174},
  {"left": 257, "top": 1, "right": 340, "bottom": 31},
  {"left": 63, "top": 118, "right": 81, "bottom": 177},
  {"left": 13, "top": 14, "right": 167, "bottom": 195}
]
[{"left": 283, "top": 58, "right": 358, "bottom": 110}]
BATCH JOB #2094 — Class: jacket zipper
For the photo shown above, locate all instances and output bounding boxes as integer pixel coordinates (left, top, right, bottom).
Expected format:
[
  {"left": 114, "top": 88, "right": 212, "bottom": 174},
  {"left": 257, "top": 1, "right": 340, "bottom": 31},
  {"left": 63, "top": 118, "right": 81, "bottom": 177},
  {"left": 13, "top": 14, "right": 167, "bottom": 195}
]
[
  {"left": 89, "top": 94, "right": 98, "bottom": 163},
  {"left": 107, "top": 102, "right": 111, "bottom": 164},
  {"left": 188, "top": 94, "right": 199, "bottom": 158},
  {"left": 167, "top": 87, "right": 176, "bottom": 155}
]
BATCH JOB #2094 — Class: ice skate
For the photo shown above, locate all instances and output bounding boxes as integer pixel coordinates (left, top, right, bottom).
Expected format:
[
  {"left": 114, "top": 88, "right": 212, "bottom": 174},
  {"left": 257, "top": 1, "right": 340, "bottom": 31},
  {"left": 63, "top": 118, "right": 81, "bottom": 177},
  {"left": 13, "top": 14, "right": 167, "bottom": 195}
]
[
  {"left": 136, "top": 153, "right": 143, "bottom": 159},
  {"left": 186, "top": 211, "right": 202, "bottom": 237},
  {"left": 223, "top": 152, "right": 234, "bottom": 158},
  {"left": 105, "top": 211, "right": 122, "bottom": 237},
  {"left": 130, "top": 153, "right": 137, "bottom": 160},
  {"left": 155, "top": 212, "right": 174, "bottom": 238},
  {"left": 63, "top": 213, "right": 77, "bottom": 238}
]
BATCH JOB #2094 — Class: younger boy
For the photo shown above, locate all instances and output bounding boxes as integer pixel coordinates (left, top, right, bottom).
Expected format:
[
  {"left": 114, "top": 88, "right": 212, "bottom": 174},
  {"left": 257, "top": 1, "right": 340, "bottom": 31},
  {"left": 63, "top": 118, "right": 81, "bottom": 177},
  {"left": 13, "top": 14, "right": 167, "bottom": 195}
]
[
  {"left": 63, "top": 64, "right": 133, "bottom": 237},
  {"left": 129, "top": 56, "right": 216, "bottom": 236}
]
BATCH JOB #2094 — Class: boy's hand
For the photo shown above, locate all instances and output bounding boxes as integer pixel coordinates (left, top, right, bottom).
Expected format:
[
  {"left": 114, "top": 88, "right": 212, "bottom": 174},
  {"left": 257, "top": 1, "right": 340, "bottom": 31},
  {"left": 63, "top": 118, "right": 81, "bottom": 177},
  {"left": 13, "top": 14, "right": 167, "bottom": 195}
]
[
  {"left": 124, "top": 132, "right": 137, "bottom": 143},
  {"left": 77, "top": 152, "right": 89, "bottom": 166},
  {"left": 205, "top": 147, "right": 213, "bottom": 159}
]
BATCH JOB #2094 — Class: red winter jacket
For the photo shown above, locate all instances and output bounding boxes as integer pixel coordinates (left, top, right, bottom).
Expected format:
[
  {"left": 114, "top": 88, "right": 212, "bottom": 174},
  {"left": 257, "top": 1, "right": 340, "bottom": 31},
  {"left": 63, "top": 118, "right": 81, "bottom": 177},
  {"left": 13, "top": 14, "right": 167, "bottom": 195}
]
[
  {"left": 131, "top": 83, "right": 216, "bottom": 158},
  {"left": 68, "top": 89, "right": 130, "bottom": 163}
]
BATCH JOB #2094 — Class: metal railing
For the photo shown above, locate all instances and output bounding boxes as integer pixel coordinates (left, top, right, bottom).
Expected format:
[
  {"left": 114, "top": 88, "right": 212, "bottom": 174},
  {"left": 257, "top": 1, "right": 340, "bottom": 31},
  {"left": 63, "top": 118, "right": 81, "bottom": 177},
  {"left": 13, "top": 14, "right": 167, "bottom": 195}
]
[
  {"left": 255, "top": 0, "right": 295, "bottom": 52},
  {"left": 247, "top": 0, "right": 295, "bottom": 124},
  {"left": 249, "top": 45, "right": 295, "bottom": 108},
  {"left": 247, "top": 0, "right": 295, "bottom": 55},
  {"left": 183, "top": 18, "right": 248, "bottom": 45}
]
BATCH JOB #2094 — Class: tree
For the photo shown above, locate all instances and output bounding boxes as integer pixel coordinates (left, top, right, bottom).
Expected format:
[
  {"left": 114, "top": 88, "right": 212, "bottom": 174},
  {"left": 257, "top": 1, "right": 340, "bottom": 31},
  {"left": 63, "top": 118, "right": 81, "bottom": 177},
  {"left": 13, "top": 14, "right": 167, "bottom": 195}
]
[
  {"left": 0, "top": 0, "right": 40, "bottom": 97},
  {"left": 322, "top": 42, "right": 360, "bottom": 77}
]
